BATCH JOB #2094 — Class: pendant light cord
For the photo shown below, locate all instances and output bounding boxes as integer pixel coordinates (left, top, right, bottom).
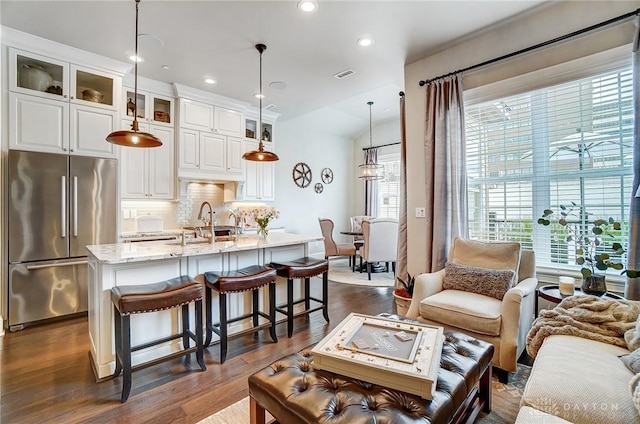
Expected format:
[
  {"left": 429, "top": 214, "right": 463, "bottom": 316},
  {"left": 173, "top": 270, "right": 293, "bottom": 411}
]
[
  {"left": 259, "top": 45, "right": 263, "bottom": 151},
  {"left": 133, "top": 0, "right": 140, "bottom": 126},
  {"left": 368, "top": 101, "right": 373, "bottom": 163}
]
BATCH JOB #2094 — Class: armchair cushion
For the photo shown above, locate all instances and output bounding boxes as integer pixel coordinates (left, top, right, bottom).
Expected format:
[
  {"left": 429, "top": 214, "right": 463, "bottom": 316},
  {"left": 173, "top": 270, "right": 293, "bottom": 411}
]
[
  {"left": 420, "top": 290, "right": 503, "bottom": 336},
  {"left": 449, "top": 238, "right": 521, "bottom": 286},
  {"left": 442, "top": 262, "right": 515, "bottom": 300}
]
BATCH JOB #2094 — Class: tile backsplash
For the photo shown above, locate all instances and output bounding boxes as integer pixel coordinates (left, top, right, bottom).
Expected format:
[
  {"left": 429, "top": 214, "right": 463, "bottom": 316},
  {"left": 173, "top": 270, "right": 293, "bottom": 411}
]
[{"left": 121, "top": 182, "right": 232, "bottom": 232}]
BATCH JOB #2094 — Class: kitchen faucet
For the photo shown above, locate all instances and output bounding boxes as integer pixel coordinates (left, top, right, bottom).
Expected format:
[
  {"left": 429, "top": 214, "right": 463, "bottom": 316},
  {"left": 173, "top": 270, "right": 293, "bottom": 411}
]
[
  {"left": 197, "top": 201, "right": 215, "bottom": 241},
  {"left": 197, "top": 201, "right": 213, "bottom": 226},
  {"left": 228, "top": 209, "right": 242, "bottom": 241}
]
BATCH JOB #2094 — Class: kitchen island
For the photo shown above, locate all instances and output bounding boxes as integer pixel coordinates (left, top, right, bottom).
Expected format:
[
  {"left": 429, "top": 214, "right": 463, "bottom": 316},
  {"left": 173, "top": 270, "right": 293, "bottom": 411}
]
[{"left": 87, "top": 233, "right": 323, "bottom": 380}]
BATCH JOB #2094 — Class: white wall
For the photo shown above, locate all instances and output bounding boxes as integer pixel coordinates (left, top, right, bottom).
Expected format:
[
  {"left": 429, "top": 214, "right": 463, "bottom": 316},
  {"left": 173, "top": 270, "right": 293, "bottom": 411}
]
[
  {"left": 403, "top": 1, "right": 639, "bottom": 275},
  {"left": 274, "top": 110, "right": 355, "bottom": 256}
]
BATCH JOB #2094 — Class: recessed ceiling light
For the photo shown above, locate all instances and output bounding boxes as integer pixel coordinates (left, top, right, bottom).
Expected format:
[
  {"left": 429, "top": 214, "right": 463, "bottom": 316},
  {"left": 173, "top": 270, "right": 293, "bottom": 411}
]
[
  {"left": 161, "top": 65, "right": 170, "bottom": 70},
  {"left": 357, "top": 36, "right": 374, "bottom": 47},
  {"left": 297, "top": 0, "right": 317, "bottom": 13},
  {"left": 128, "top": 54, "right": 144, "bottom": 62},
  {"left": 254, "top": 93, "right": 265, "bottom": 99},
  {"left": 204, "top": 78, "right": 216, "bottom": 85}
]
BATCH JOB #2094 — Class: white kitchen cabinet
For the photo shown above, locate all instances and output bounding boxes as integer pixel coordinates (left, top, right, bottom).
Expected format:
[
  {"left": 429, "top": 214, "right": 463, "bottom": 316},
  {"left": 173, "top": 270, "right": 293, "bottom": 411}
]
[
  {"left": 178, "top": 129, "right": 229, "bottom": 177},
  {"left": 120, "top": 122, "right": 174, "bottom": 199},
  {"left": 177, "top": 126, "right": 244, "bottom": 180},
  {"left": 70, "top": 104, "right": 117, "bottom": 157},
  {"left": 123, "top": 87, "right": 173, "bottom": 127},
  {"left": 8, "top": 48, "right": 120, "bottom": 158},
  {"left": 200, "top": 132, "right": 226, "bottom": 172},
  {"left": 9, "top": 92, "right": 116, "bottom": 157},
  {"left": 213, "top": 106, "right": 244, "bottom": 137},
  {"left": 9, "top": 92, "right": 69, "bottom": 153},
  {"left": 226, "top": 136, "right": 244, "bottom": 173},
  {"left": 243, "top": 140, "right": 275, "bottom": 201},
  {"left": 179, "top": 99, "right": 213, "bottom": 131}
]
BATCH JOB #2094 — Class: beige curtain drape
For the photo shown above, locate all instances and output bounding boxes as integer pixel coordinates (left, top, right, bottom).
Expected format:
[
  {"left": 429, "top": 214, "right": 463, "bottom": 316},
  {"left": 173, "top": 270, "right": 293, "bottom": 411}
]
[
  {"left": 625, "top": 16, "right": 640, "bottom": 300},
  {"left": 364, "top": 148, "right": 379, "bottom": 216},
  {"left": 396, "top": 93, "right": 408, "bottom": 286},
  {"left": 423, "top": 74, "right": 468, "bottom": 272}
]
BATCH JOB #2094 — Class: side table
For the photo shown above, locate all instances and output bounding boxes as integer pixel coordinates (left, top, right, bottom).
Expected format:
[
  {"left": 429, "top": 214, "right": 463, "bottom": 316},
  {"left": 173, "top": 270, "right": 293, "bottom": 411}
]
[{"left": 535, "top": 284, "right": 625, "bottom": 317}]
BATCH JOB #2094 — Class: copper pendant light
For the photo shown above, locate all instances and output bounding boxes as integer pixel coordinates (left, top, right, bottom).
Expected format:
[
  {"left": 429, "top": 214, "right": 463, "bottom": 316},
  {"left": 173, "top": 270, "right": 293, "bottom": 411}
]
[
  {"left": 242, "top": 44, "right": 279, "bottom": 162},
  {"left": 358, "top": 101, "right": 384, "bottom": 180},
  {"left": 106, "top": 0, "right": 162, "bottom": 148}
]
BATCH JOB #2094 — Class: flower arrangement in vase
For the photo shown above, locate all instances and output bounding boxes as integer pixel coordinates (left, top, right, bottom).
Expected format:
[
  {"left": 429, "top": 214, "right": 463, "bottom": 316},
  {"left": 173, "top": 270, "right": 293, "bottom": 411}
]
[
  {"left": 240, "top": 206, "right": 280, "bottom": 241},
  {"left": 537, "top": 202, "right": 637, "bottom": 295}
]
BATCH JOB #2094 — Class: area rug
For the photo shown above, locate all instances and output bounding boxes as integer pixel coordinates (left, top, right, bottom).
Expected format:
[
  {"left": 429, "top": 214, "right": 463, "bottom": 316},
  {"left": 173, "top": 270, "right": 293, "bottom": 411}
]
[
  {"left": 327, "top": 258, "right": 395, "bottom": 287},
  {"left": 197, "top": 364, "right": 531, "bottom": 423}
]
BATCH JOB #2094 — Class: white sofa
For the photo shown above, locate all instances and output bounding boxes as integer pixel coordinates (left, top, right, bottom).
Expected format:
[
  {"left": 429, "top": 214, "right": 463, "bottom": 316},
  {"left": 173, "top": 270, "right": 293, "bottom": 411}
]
[{"left": 515, "top": 334, "right": 640, "bottom": 423}]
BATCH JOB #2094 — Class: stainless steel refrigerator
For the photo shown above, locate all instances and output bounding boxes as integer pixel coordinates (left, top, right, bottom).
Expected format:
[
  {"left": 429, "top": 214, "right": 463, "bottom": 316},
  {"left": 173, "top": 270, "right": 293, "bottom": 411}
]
[{"left": 8, "top": 150, "right": 116, "bottom": 331}]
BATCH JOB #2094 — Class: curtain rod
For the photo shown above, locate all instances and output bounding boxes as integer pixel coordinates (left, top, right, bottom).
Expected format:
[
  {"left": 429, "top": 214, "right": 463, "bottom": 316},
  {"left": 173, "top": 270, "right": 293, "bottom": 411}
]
[
  {"left": 363, "top": 142, "right": 400, "bottom": 151},
  {"left": 418, "top": 8, "right": 640, "bottom": 86}
]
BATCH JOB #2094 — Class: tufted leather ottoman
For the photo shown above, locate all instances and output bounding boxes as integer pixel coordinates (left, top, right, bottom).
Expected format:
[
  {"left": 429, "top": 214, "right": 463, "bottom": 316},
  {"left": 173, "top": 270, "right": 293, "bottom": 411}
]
[{"left": 248, "top": 331, "right": 494, "bottom": 424}]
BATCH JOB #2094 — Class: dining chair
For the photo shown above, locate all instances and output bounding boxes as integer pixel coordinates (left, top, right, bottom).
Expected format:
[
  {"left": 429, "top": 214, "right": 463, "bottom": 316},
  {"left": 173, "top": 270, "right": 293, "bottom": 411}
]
[
  {"left": 350, "top": 215, "right": 372, "bottom": 271},
  {"left": 318, "top": 218, "right": 357, "bottom": 271},
  {"left": 361, "top": 218, "right": 398, "bottom": 280}
]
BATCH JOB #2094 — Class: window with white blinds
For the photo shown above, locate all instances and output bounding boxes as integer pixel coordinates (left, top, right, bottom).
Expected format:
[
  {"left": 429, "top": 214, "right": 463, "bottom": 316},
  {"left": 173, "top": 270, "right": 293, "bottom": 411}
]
[
  {"left": 465, "top": 65, "right": 634, "bottom": 271},
  {"left": 377, "top": 153, "right": 401, "bottom": 219}
]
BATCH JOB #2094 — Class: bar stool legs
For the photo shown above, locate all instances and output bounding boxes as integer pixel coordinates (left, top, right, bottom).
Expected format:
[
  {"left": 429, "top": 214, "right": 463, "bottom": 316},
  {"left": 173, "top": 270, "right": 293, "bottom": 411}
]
[
  {"left": 110, "top": 275, "right": 205, "bottom": 403},
  {"left": 204, "top": 265, "right": 278, "bottom": 364},
  {"left": 270, "top": 258, "right": 330, "bottom": 338}
]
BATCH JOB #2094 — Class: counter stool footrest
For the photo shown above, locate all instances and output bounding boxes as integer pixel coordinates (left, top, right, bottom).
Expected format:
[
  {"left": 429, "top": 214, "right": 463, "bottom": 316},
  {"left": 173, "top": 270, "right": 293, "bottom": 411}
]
[
  {"left": 131, "top": 331, "right": 197, "bottom": 353},
  {"left": 132, "top": 346, "right": 199, "bottom": 372}
]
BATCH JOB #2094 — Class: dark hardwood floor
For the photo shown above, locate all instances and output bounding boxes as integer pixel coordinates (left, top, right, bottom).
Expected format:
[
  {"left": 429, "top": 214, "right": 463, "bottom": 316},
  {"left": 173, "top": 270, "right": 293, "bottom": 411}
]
[{"left": 1, "top": 281, "right": 394, "bottom": 424}]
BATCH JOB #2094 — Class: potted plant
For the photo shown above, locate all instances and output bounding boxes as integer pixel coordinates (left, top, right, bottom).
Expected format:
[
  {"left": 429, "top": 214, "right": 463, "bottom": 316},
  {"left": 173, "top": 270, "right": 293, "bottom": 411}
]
[
  {"left": 537, "top": 202, "right": 638, "bottom": 295},
  {"left": 394, "top": 273, "right": 415, "bottom": 316}
]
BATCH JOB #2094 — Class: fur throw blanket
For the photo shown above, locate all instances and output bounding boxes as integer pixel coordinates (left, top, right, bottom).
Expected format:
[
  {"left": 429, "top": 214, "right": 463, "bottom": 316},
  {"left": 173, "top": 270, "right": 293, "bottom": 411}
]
[{"left": 526, "top": 295, "right": 640, "bottom": 358}]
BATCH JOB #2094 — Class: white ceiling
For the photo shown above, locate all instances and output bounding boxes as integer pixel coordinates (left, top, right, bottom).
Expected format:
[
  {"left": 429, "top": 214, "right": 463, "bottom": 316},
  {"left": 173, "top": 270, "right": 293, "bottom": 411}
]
[{"left": 1, "top": 0, "right": 549, "bottom": 139}]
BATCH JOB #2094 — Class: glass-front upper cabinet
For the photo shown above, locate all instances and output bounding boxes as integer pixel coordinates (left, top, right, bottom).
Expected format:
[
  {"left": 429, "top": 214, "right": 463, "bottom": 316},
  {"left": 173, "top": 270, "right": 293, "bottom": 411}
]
[
  {"left": 10, "top": 49, "right": 68, "bottom": 100},
  {"left": 245, "top": 117, "right": 273, "bottom": 143},
  {"left": 9, "top": 48, "right": 119, "bottom": 110},
  {"left": 72, "top": 67, "right": 115, "bottom": 108},
  {"left": 122, "top": 88, "right": 173, "bottom": 127}
]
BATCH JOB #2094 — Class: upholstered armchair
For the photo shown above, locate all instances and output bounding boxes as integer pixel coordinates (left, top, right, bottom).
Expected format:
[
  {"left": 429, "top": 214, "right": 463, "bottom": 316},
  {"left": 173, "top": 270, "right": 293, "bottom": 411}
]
[
  {"left": 406, "top": 238, "right": 537, "bottom": 380},
  {"left": 318, "top": 218, "right": 356, "bottom": 270},
  {"left": 361, "top": 218, "right": 398, "bottom": 280}
]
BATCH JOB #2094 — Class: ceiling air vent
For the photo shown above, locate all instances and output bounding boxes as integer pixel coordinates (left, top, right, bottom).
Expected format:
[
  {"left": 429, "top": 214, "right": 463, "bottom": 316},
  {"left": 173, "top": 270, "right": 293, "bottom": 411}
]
[
  {"left": 333, "top": 69, "right": 356, "bottom": 79},
  {"left": 264, "top": 104, "right": 277, "bottom": 111}
]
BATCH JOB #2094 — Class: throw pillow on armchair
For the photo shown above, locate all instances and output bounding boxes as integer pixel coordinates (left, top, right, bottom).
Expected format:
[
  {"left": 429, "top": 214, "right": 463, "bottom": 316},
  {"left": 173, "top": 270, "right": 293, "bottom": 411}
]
[{"left": 442, "top": 262, "right": 515, "bottom": 300}]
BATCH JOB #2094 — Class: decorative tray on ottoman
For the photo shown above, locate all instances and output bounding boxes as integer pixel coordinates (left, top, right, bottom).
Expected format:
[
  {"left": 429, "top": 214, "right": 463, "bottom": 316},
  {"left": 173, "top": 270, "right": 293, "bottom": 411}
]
[{"left": 311, "top": 313, "right": 444, "bottom": 399}]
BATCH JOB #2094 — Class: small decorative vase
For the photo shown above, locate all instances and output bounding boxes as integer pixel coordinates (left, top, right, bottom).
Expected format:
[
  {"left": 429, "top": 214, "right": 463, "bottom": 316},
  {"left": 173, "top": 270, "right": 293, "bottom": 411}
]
[
  {"left": 257, "top": 225, "right": 269, "bottom": 242},
  {"left": 582, "top": 274, "right": 607, "bottom": 296}
]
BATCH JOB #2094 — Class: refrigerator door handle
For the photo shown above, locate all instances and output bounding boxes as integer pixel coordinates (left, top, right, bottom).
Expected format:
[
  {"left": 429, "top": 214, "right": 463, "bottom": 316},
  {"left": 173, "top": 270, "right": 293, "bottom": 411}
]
[
  {"left": 73, "top": 176, "right": 78, "bottom": 237},
  {"left": 26, "top": 260, "right": 88, "bottom": 270},
  {"left": 61, "top": 176, "right": 67, "bottom": 238}
]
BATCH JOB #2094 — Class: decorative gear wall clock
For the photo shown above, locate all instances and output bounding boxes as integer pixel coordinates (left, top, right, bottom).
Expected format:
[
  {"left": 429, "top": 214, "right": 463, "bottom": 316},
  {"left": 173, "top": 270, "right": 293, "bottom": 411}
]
[
  {"left": 292, "top": 162, "right": 312, "bottom": 188},
  {"left": 314, "top": 183, "right": 324, "bottom": 193},
  {"left": 321, "top": 168, "right": 334, "bottom": 184}
]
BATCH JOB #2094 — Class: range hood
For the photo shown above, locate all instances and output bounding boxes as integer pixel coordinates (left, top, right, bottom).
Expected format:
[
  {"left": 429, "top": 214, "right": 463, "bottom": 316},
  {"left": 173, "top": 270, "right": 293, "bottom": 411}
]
[{"left": 177, "top": 179, "right": 244, "bottom": 202}]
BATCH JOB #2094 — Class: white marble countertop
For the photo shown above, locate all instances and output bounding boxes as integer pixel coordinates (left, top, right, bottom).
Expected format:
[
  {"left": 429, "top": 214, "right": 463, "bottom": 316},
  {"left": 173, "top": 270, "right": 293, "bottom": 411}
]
[{"left": 88, "top": 232, "right": 323, "bottom": 264}]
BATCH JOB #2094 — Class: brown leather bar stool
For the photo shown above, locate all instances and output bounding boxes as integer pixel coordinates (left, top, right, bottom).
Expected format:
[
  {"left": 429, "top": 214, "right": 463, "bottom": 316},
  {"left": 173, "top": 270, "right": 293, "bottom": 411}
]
[
  {"left": 111, "top": 275, "right": 206, "bottom": 403},
  {"left": 268, "top": 257, "right": 329, "bottom": 338},
  {"left": 203, "top": 265, "right": 277, "bottom": 363}
]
